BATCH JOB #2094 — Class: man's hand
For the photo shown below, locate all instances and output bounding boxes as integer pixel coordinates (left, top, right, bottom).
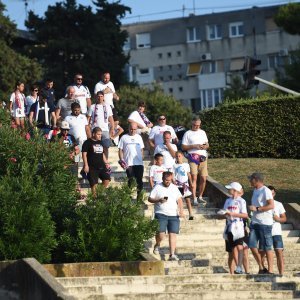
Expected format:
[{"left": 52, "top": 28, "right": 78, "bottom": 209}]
[
  {"left": 249, "top": 205, "right": 257, "bottom": 212},
  {"left": 83, "top": 165, "right": 89, "bottom": 173},
  {"left": 159, "top": 197, "right": 168, "bottom": 204},
  {"left": 273, "top": 214, "right": 280, "bottom": 222},
  {"left": 104, "top": 87, "right": 112, "bottom": 94}
]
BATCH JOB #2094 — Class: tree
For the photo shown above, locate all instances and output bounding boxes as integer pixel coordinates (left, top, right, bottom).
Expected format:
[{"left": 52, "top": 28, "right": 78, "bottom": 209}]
[
  {"left": 25, "top": 0, "right": 131, "bottom": 97},
  {"left": 116, "top": 85, "right": 193, "bottom": 128},
  {"left": 274, "top": 3, "right": 300, "bottom": 35},
  {"left": 0, "top": 2, "right": 43, "bottom": 103},
  {"left": 223, "top": 76, "right": 250, "bottom": 103}
]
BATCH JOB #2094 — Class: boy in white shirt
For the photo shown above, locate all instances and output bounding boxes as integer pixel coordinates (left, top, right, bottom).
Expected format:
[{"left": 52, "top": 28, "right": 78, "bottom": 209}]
[
  {"left": 260, "top": 186, "right": 286, "bottom": 275},
  {"left": 220, "top": 182, "right": 248, "bottom": 274},
  {"left": 173, "top": 151, "right": 194, "bottom": 220},
  {"left": 149, "top": 153, "right": 167, "bottom": 189}
]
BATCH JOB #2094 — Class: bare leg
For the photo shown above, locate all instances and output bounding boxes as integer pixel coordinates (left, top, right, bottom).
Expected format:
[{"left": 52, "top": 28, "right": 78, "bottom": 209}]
[
  {"left": 275, "top": 249, "right": 284, "bottom": 275},
  {"left": 260, "top": 250, "right": 267, "bottom": 269},
  {"left": 266, "top": 250, "right": 274, "bottom": 273},
  {"left": 104, "top": 147, "right": 109, "bottom": 160},
  {"left": 250, "top": 247, "right": 264, "bottom": 270},
  {"left": 243, "top": 248, "right": 250, "bottom": 273},
  {"left": 185, "top": 198, "right": 193, "bottom": 216},
  {"left": 191, "top": 174, "right": 197, "bottom": 199},
  {"left": 155, "top": 232, "right": 165, "bottom": 247},
  {"left": 169, "top": 233, "right": 177, "bottom": 255},
  {"left": 102, "top": 179, "right": 110, "bottom": 188},
  {"left": 199, "top": 175, "right": 207, "bottom": 198},
  {"left": 91, "top": 184, "right": 97, "bottom": 197},
  {"left": 228, "top": 252, "right": 235, "bottom": 274}
]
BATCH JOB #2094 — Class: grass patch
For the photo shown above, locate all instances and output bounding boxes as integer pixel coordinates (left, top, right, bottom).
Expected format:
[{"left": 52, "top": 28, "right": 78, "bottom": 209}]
[{"left": 208, "top": 158, "right": 300, "bottom": 205}]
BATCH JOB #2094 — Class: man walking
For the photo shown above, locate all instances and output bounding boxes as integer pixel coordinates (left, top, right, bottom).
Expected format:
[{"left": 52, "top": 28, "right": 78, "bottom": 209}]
[
  {"left": 118, "top": 122, "right": 144, "bottom": 195},
  {"left": 56, "top": 86, "right": 78, "bottom": 121},
  {"left": 248, "top": 172, "right": 274, "bottom": 274},
  {"left": 181, "top": 117, "right": 209, "bottom": 205},
  {"left": 148, "top": 171, "right": 184, "bottom": 261}
]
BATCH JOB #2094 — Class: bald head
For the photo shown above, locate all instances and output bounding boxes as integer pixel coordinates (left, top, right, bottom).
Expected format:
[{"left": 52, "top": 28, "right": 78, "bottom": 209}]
[{"left": 129, "top": 122, "right": 138, "bottom": 135}]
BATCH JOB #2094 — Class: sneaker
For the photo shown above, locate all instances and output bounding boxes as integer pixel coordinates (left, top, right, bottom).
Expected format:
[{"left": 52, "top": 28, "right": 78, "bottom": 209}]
[
  {"left": 153, "top": 245, "right": 160, "bottom": 255},
  {"left": 258, "top": 268, "right": 268, "bottom": 274},
  {"left": 234, "top": 266, "right": 243, "bottom": 274},
  {"left": 198, "top": 196, "right": 207, "bottom": 204},
  {"left": 188, "top": 216, "right": 194, "bottom": 220},
  {"left": 169, "top": 254, "right": 179, "bottom": 261},
  {"left": 193, "top": 198, "right": 198, "bottom": 206}
]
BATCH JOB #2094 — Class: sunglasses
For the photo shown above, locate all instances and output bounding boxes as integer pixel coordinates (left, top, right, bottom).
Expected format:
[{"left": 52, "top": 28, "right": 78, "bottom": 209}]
[
  {"left": 34, "top": 89, "right": 39, "bottom": 92},
  {"left": 76, "top": 78, "right": 83, "bottom": 80},
  {"left": 159, "top": 117, "right": 166, "bottom": 120}
]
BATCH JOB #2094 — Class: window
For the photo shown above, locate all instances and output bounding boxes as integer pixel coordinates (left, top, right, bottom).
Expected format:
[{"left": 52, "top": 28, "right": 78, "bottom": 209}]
[
  {"left": 139, "top": 68, "right": 149, "bottom": 75},
  {"left": 207, "top": 24, "right": 222, "bottom": 40},
  {"left": 159, "top": 76, "right": 164, "bottom": 81},
  {"left": 229, "top": 22, "right": 244, "bottom": 37},
  {"left": 158, "top": 53, "right": 163, "bottom": 59},
  {"left": 168, "top": 65, "right": 172, "bottom": 70},
  {"left": 230, "top": 58, "right": 244, "bottom": 71},
  {"left": 178, "top": 74, "right": 183, "bottom": 80},
  {"left": 187, "top": 27, "right": 201, "bottom": 42},
  {"left": 201, "top": 62, "right": 217, "bottom": 74},
  {"left": 168, "top": 75, "right": 173, "bottom": 80},
  {"left": 201, "top": 88, "right": 223, "bottom": 109},
  {"left": 167, "top": 52, "right": 172, "bottom": 58},
  {"left": 178, "top": 87, "right": 183, "bottom": 92},
  {"left": 159, "top": 66, "right": 163, "bottom": 72},
  {"left": 268, "top": 55, "right": 279, "bottom": 69},
  {"left": 177, "top": 51, "right": 181, "bottom": 57},
  {"left": 177, "top": 64, "right": 182, "bottom": 69},
  {"left": 169, "top": 88, "right": 173, "bottom": 93},
  {"left": 136, "top": 33, "right": 151, "bottom": 48},
  {"left": 187, "top": 63, "right": 201, "bottom": 76}
]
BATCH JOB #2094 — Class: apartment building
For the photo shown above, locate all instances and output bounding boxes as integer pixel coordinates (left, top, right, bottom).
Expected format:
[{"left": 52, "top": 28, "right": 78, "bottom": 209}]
[{"left": 122, "top": 5, "right": 300, "bottom": 111}]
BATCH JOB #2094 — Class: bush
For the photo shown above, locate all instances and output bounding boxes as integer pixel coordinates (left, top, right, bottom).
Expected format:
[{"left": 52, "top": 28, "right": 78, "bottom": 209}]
[
  {"left": 199, "top": 96, "right": 300, "bottom": 158},
  {"left": 61, "top": 184, "right": 158, "bottom": 262},
  {"left": 116, "top": 85, "right": 192, "bottom": 128}
]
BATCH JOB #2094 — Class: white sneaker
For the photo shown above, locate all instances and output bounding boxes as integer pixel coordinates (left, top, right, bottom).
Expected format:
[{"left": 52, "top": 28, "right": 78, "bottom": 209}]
[
  {"left": 193, "top": 198, "right": 198, "bottom": 206},
  {"left": 169, "top": 254, "right": 179, "bottom": 261},
  {"left": 198, "top": 196, "right": 207, "bottom": 204},
  {"left": 153, "top": 245, "right": 160, "bottom": 255}
]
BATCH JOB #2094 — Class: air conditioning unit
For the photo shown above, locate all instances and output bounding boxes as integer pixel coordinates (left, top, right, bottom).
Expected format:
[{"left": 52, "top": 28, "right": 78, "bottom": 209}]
[
  {"left": 279, "top": 49, "right": 288, "bottom": 57},
  {"left": 201, "top": 53, "right": 212, "bottom": 60}
]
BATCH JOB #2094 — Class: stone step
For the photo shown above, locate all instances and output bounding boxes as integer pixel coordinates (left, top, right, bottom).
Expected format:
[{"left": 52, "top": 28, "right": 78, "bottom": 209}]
[{"left": 72, "top": 290, "right": 294, "bottom": 299}]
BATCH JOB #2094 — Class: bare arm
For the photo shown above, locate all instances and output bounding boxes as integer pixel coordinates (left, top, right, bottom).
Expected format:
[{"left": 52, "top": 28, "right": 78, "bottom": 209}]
[
  {"left": 149, "top": 138, "right": 155, "bottom": 148},
  {"left": 177, "top": 197, "right": 184, "bottom": 217},
  {"left": 85, "top": 125, "right": 91, "bottom": 139},
  {"left": 118, "top": 148, "right": 124, "bottom": 160},
  {"left": 51, "top": 112, "right": 56, "bottom": 127},
  {"left": 108, "top": 116, "right": 114, "bottom": 136},
  {"left": 274, "top": 212, "right": 287, "bottom": 223},
  {"left": 82, "top": 152, "right": 89, "bottom": 173},
  {"left": 86, "top": 97, "right": 92, "bottom": 109},
  {"left": 249, "top": 199, "right": 274, "bottom": 212},
  {"left": 165, "top": 143, "right": 176, "bottom": 158},
  {"left": 55, "top": 108, "right": 61, "bottom": 121},
  {"left": 29, "top": 111, "right": 34, "bottom": 126}
]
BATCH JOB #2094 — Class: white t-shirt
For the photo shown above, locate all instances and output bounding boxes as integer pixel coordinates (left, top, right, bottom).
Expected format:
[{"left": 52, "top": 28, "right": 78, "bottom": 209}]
[
  {"left": 251, "top": 186, "right": 274, "bottom": 226},
  {"left": 128, "top": 110, "right": 146, "bottom": 128},
  {"left": 182, "top": 129, "right": 208, "bottom": 157},
  {"left": 94, "top": 81, "right": 115, "bottom": 107},
  {"left": 72, "top": 85, "right": 91, "bottom": 114},
  {"left": 150, "top": 182, "right": 182, "bottom": 216},
  {"left": 173, "top": 163, "right": 190, "bottom": 185},
  {"left": 272, "top": 200, "right": 286, "bottom": 236},
  {"left": 118, "top": 134, "right": 144, "bottom": 166},
  {"left": 25, "top": 95, "right": 38, "bottom": 115},
  {"left": 154, "top": 143, "right": 177, "bottom": 169},
  {"left": 65, "top": 114, "right": 88, "bottom": 144},
  {"left": 149, "top": 125, "right": 177, "bottom": 146},
  {"left": 10, "top": 92, "right": 26, "bottom": 118},
  {"left": 149, "top": 165, "right": 166, "bottom": 185},
  {"left": 223, "top": 197, "right": 247, "bottom": 231},
  {"left": 88, "top": 103, "right": 113, "bottom": 131}
]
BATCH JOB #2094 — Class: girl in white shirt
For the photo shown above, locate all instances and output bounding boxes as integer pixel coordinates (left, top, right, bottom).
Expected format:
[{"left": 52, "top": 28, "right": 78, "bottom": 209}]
[{"left": 9, "top": 81, "right": 26, "bottom": 129}]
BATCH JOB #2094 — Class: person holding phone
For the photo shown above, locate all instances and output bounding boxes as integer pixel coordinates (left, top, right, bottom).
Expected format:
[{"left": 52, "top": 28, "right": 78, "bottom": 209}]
[{"left": 148, "top": 171, "right": 185, "bottom": 261}]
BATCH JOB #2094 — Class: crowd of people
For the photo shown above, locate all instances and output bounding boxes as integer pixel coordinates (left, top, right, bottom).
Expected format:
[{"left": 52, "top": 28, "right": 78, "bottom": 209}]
[{"left": 5, "top": 73, "right": 286, "bottom": 272}]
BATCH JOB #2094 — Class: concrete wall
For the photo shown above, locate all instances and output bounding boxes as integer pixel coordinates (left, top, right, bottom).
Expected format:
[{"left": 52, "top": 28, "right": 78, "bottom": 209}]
[
  {"left": 0, "top": 258, "right": 73, "bottom": 300},
  {"left": 204, "top": 176, "right": 229, "bottom": 208},
  {"left": 285, "top": 203, "right": 300, "bottom": 230}
]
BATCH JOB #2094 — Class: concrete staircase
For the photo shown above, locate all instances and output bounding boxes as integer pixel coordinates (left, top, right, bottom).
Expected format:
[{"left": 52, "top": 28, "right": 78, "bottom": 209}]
[{"left": 58, "top": 146, "right": 300, "bottom": 299}]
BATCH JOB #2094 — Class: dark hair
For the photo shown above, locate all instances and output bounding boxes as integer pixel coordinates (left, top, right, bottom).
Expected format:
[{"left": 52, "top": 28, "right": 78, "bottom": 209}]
[
  {"left": 30, "top": 84, "right": 39, "bottom": 92},
  {"left": 154, "top": 153, "right": 163, "bottom": 160},
  {"left": 138, "top": 101, "right": 146, "bottom": 107},
  {"left": 38, "top": 89, "right": 48, "bottom": 100},
  {"left": 71, "top": 102, "right": 81, "bottom": 110},
  {"left": 162, "top": 171, "right": 173, "bottom": 180},
  {"left": 15, "top": 80, "right": 24, "bottom": 89},
  {"left": 92, "top": 127, "right": 102, "bottom": 134},
  {"left": 163, "top": 130, "right": 171, "bottom": 137},
  {"left": 96, "top": 91, "right": 104, "bottom": 96},
  {"left": 45, "top": 78, "right": 53, "bottom": 83},
  {"left": 176, "top": 150, "right": 184, "bottom": 155},
  {"left": 267, "top": 185, "right": 276, "bottom": 192}
]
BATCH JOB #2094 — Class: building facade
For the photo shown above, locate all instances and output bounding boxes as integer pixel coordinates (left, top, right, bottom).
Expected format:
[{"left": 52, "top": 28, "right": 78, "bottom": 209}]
[{"left": 122, "top": 5, "right": 300, "bottom": 111}]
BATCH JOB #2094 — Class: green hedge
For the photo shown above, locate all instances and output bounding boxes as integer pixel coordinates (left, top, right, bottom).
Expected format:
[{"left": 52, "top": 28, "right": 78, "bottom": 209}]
[{"left": 199, "top": 96, "right": 300, "bottom": 158}]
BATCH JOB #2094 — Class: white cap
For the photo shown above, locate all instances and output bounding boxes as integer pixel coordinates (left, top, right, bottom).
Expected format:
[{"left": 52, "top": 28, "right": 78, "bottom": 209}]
[
  {"left": 225, "top": 182, "right": 243, "bottom": 192},
  {"left": 61, "top": 121, "right": 70, "bottom": 130}
]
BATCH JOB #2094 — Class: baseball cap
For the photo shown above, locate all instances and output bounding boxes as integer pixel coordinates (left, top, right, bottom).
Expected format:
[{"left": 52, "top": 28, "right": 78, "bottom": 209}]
[
  {"left": 248, "top": 172, "right": 264, "bottom": 181},
  {"left": 225, "top": 182, "right": 243, "bottom": 192},
  {"left": 61, "top": 121, "right": 70, "bottom": 130}
]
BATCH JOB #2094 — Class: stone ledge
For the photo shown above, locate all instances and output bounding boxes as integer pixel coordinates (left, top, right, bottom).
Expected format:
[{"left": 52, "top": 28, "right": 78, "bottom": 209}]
[
  {"left": 285, "top": 203, "right": 300, "bottom": 230},
  {"left": 44, "top": 261, "right": 165, "bottom": 278},
  {"left": 0, "top": 258, "right": 73, "bottom": 300}
]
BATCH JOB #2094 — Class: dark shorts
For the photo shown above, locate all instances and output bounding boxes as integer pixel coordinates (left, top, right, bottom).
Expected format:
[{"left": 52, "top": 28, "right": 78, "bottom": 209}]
[
  {"left": 155, "top": 213, "right": 180, "bottom": 234},
  {"left": 225, "top": 232, "right": 244, "bottom": 253},
  {"left": 87, "top": 167, "right": 111, "bottom": 186},
  {"left": 273, "top": 235, "right": 284, "bottom": 250}
]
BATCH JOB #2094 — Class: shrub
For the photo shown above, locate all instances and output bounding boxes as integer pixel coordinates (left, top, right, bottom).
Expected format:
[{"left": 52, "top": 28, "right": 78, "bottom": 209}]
[
  {"left": 199, "top": 96, "right": 300, "bottom": 158},
  {"left": 61, "top": 184, "right": 158, "bottom": 262},
  {"left": 116, "top": 85, "right": 192, "bottom": 128}
]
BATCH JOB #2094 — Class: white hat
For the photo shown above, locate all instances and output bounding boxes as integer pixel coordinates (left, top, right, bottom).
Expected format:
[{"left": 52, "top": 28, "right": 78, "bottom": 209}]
[
  {"left": 61, "top": 121, "right": 70, "bottom": 130},
  {"left": 225, "top": 182, "right": 243, "bottom": 192}
]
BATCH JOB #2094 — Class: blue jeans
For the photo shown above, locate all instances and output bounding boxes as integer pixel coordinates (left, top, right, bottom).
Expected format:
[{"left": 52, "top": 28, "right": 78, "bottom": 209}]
[
  {"left": 249, "top": 223, "right": 273, "bottom": 251},
  {"left": 155, "top": 213, "right": 180, "bottom": 234}
]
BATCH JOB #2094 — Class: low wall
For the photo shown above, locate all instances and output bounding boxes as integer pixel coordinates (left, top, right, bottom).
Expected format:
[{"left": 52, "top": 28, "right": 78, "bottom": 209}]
[
  {"left": 44, "top": 261, "right": 165, "bottom": 277},
  {"left": 204, "top": 175, "right": 229, "bottom": 208},
  {"left": 285, "top": 203, "right": 300, "bottom": 230},
  {"left": 0, "top": 258, "right": 73, "bottom": 300}
]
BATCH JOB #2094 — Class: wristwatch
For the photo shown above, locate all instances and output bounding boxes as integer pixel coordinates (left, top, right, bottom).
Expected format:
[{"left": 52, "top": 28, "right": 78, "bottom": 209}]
[{"left": 256, "top": 206, "right": 259, "bottom": 211}]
